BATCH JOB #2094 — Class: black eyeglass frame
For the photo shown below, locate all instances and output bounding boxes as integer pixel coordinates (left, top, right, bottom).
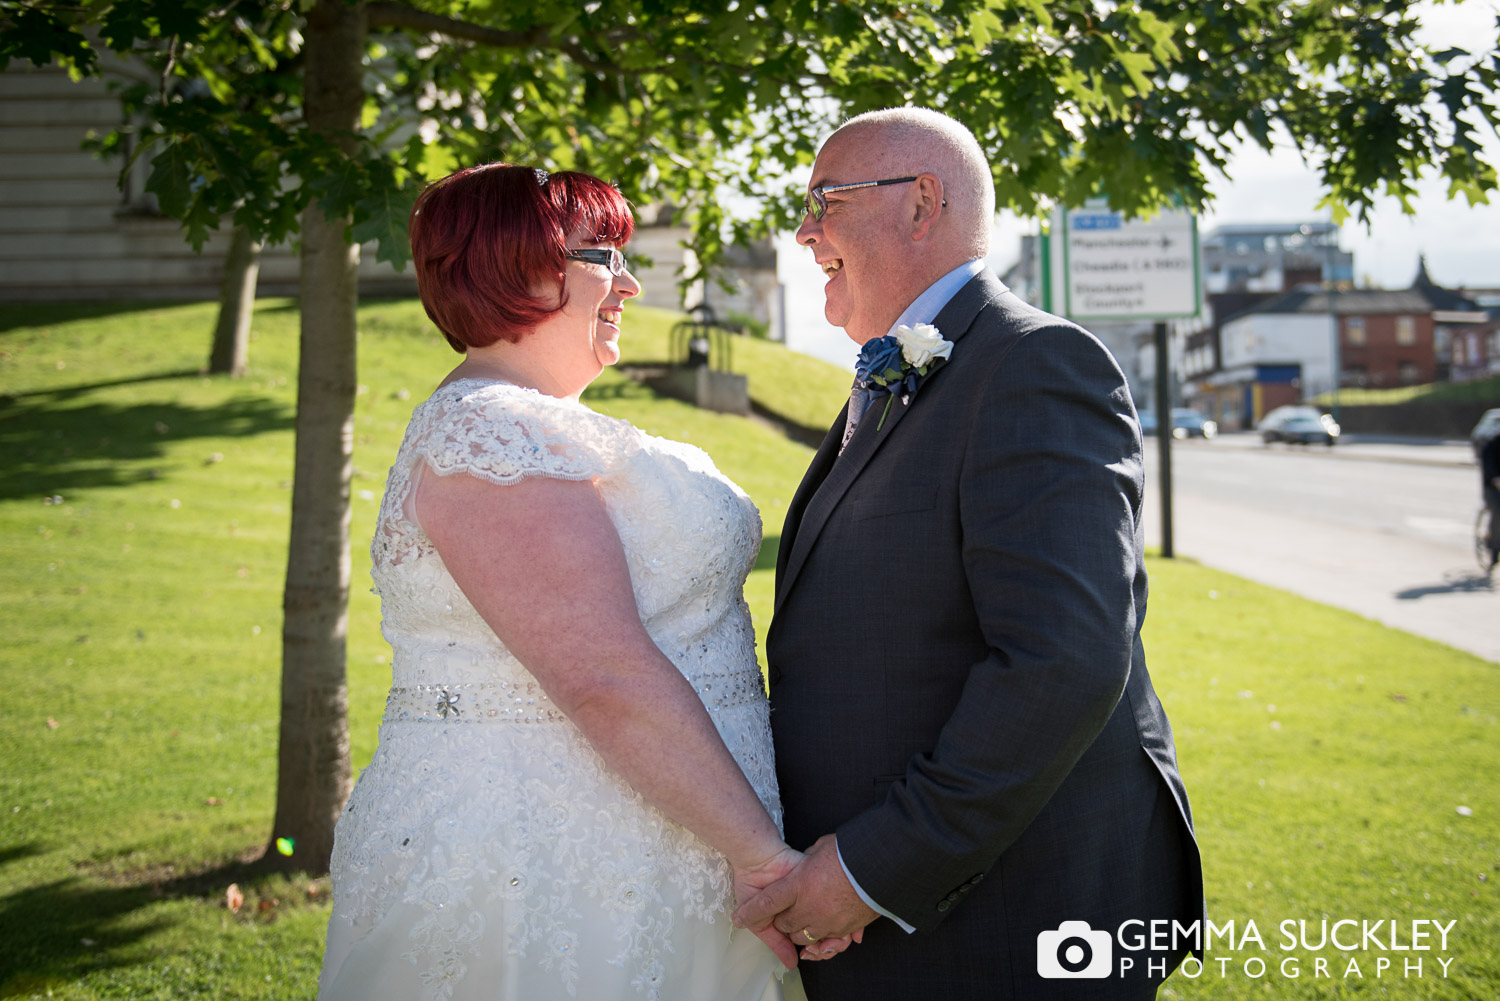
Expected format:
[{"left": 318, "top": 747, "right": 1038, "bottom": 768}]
[
  {"left": 563, "top": 247, "right": 628, "bottom": 276},
  {"left": 803, "top": 176, "right": 921, "bottom": 220}
]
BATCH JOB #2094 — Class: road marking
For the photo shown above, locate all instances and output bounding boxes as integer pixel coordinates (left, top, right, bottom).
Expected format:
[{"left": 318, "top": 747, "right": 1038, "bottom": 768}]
[{"left": 1404, "top": 515, "right": 1474, "bottom": 539}]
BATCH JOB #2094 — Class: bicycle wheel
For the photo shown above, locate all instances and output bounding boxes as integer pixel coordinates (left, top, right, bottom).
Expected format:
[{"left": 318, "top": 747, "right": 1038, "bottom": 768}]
[{"left": 1478, "top": 507, "right": 1496, "bottom": 577}]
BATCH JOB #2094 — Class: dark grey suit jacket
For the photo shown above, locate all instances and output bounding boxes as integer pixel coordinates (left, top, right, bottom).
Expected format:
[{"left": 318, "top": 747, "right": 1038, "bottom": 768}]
[{"left": 768, "top": 271, "right": 1203, "bottom": 1000}]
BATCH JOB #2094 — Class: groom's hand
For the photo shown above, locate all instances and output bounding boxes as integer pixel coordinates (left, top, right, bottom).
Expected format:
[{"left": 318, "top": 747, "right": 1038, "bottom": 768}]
[
  {"left": 731, "top": 846, "right": 805, "bottom": 969},
  {"left": 732, "top": 834, "right": 877, "bottom": 956}
]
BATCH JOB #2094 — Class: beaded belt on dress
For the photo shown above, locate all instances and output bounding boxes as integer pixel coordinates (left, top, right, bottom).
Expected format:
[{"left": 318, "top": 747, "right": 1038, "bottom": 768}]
[{"left": 383, "top": 666, "right": 766, "bottom": 724}]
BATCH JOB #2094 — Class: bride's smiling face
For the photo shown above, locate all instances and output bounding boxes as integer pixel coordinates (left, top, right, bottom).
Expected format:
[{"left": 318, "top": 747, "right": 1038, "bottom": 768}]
[{"left": 534, "top": 230, "right": 642, "bottom": 390}]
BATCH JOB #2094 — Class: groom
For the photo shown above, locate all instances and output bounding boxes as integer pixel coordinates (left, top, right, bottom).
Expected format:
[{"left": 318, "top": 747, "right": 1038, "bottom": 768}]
[{"left": 735, "top": 109, "right": 1203, "bottom": 1000}]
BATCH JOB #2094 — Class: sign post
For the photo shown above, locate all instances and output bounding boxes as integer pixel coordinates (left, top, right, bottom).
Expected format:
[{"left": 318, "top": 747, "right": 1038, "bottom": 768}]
[{"left": 1049, "top": 203, "right": 1201, "bottom": 559}]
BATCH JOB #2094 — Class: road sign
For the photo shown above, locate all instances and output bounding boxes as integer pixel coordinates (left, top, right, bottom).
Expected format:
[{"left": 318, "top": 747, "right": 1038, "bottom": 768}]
[{"left": 1056, "top": 205, "right": 1200, "bottom": 321}]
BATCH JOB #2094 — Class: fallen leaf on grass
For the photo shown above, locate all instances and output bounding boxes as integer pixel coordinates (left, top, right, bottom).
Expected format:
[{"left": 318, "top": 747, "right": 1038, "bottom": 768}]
[
  {"left": 226, "top": 884, "right": 244, "bottom": 913},
  {"left": 45, "top": 717, "right": 59, "bottom": 730},
  {"left": 205, "top": 797, "right": 222, "bottom": 807},
  {"left": 258, "top": 898, "right": 278, "bottom": 913}
]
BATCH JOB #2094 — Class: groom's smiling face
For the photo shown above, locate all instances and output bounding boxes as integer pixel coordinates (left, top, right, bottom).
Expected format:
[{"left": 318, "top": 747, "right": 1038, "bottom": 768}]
[{"left": 797, "top": 126, "right": 915, "bottom": 346}]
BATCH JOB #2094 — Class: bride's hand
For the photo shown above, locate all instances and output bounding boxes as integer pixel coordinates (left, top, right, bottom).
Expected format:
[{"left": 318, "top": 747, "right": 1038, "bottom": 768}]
[
  {"left": 732, "top": 845, "right": 804, "bottom": 969},
  {"left": 800, "top": 926, "right": 864, "bottom": 962}
]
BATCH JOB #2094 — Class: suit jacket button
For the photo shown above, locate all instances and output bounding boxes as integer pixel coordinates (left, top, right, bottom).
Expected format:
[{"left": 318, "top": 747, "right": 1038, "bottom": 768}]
[{"left": 937, "top": 900, "right": 951, "bottom": 912}]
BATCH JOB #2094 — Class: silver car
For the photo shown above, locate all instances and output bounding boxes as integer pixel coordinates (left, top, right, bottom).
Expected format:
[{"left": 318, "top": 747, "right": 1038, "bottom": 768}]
[{"left": 1259, "top": 405, "right": 1341, "bottom": 446}]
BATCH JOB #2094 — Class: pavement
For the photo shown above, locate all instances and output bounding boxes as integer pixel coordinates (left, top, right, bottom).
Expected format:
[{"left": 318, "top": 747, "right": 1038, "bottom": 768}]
[
  {"left": 1143, "top": 435, "right": 1498, "bottom": 663},
  {"left": 1189, "top": 431, "right": 1476, "bottom": 468}
]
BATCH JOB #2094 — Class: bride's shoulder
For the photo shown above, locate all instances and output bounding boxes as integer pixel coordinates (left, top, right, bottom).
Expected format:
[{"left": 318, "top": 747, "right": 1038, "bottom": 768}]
[{"left": 404, "top": 379, "right": 642, "bottom": 484}]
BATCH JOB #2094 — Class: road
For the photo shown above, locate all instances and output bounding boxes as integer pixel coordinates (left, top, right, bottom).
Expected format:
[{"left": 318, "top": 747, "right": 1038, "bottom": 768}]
[{"left": 1141, "top": 433, "right": 1498, "bottom": 663}]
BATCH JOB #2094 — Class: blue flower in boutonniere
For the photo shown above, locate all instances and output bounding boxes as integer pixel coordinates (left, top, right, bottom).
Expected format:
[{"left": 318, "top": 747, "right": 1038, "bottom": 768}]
[{"left": 854, "top": 322, "right": 955, "bottom": 430}]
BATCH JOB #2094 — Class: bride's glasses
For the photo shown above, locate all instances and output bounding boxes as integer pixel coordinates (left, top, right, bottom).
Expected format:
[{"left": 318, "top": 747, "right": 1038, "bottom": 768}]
[{"left": 564, "top": 247, "right": 628, "bottom": 276}]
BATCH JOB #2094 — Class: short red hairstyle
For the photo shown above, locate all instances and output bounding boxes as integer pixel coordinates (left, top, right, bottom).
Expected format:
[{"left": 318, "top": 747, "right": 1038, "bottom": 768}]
[{"left": 408, "top": 164, "right": 635, "bottom": 351}]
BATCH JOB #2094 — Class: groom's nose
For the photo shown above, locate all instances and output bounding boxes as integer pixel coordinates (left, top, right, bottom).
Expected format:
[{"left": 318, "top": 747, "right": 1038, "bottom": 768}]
[{"left": 796, "top": 211, "right": 821, "bottom": 246}]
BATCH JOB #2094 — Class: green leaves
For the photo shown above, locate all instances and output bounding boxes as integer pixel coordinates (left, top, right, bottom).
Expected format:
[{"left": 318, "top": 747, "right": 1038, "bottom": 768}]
[
  {"left": 0, "top": 3, "right": 100, "bottom": 73},
  {"left": 30, "top": 0, "right": 1500, "bottom": 269},
  {"left": 146, "top": 143, "right": 193, "bottom": 219},
  {"left": 350, "top": 179, "right": 421, "bottom": 269}
]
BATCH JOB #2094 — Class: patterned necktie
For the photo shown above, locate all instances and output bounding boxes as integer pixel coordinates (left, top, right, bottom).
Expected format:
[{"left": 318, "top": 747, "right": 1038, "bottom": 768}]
[{"left": 839, "top": 381, "right": 872, "bottom": 455}]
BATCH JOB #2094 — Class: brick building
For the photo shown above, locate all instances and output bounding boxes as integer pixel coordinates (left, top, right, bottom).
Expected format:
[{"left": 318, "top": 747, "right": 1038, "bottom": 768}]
[{"left": 1181, "top": 264, "right": 1485, "bottom": 429}]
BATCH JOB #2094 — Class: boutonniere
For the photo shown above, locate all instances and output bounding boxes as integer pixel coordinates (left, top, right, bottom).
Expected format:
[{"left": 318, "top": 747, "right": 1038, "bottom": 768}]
[{"left": 855, "top": 322, "right": 954, "bottom": 429}]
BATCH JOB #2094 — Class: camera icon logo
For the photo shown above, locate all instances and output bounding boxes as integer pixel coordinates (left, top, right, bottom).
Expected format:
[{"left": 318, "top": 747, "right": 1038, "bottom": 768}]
[{"left": 1036, "top": 920, "right": 1113, "bottom": 979}]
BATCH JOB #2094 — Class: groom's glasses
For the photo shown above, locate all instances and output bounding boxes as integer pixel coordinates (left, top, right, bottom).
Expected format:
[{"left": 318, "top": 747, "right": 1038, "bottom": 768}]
[
  {"left": 803, "top": 176, "right": 919, "bottom": 220},
  {"left": 563, "top": 247, "right": 629, "bottom": 276}
]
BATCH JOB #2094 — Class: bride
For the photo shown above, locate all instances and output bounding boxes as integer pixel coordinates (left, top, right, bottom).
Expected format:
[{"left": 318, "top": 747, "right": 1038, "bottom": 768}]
[{"left": 318, "top": 163, "right": 848, "bottom": 1001}]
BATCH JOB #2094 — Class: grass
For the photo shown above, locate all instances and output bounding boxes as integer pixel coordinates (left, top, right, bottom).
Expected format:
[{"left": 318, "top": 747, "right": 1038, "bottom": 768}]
[
  {"left": 609, "top": 307, "right": 853, "bottom": 433},
  {"left": 1312, "top": 374, "right": 1500, "bottom": 407},
  {"left": 1, "top": 300, "right": 1496, "bottom": 999}
]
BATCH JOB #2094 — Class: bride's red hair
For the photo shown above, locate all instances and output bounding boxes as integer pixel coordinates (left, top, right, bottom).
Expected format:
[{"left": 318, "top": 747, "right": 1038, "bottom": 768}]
[{"left": 409, "top": 164, "right": 635, "bottom": 351}]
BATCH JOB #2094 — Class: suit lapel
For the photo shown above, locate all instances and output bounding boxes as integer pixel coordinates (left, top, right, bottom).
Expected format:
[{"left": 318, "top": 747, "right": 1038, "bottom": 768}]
[
  {"left": 774, "top": 270, "right": 1011, "bottom": 615},
  {"left": 775, "top": 399, "right": 847, "bottom": 588}
]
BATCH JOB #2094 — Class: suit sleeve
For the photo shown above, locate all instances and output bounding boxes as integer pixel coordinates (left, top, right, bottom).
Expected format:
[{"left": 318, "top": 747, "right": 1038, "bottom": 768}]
[{"left": 834, "top": 322, "right": 1146, "bottom": 931}]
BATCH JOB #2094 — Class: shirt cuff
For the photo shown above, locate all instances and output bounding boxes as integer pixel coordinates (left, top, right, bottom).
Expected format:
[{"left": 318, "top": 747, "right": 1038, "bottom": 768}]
[{"left": 835, "top": 836, "right": 916, "bottom": 934}]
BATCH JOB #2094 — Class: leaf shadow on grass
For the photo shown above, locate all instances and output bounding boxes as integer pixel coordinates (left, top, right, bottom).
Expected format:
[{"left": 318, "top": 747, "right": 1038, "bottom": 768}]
[
  {"left": 0, "top": 395, "right": 295, "bottom": 502},
  {"left": 0, "top": 301, "right": 186, "bottom": 336},
  {"left": 0, "top": 876, "right": 171, "bottom": 983},
  {"left": 4, "top": 369, "right": 203, "bottom": 402},
  {"left": 0, "top": 855, "right": 280, "bottom": 987},
  {"left": 0, "top": 842, "right": 47, "bottom": 873}
]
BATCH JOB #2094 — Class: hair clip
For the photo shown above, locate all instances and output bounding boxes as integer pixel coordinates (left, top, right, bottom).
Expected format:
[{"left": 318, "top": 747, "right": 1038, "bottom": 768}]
[{"left": 534, "top": 167, "right": 549, "bottom": 186}]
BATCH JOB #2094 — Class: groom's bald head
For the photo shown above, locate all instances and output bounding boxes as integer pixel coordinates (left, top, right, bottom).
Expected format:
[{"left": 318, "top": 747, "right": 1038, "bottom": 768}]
[{"left": 829, "top": 108, "right": 995, "bottom": 259}]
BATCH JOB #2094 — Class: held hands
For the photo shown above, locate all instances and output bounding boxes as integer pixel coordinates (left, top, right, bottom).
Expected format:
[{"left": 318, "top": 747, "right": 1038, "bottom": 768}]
[
  {"left": 732, "top": 834, "right": 876, "bottom": 965},
  {"left": 732, "top": 844, "right": 862, "bottom": 968}
]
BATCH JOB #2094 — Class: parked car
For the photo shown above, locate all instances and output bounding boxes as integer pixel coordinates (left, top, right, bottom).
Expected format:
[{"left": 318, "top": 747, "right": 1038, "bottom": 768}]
[
  {"left": 1169, "top": 408, "right": 1218, "bottom": 439},
  {"left": 1472, "top": 408, "right": 1500, "bottom": 459},
  {"left": 1259, "top": 405, "right": 1340, "bottom": 446},
  {"left": 1138, "top": 409, "right": 1218, "bottom": 439}
]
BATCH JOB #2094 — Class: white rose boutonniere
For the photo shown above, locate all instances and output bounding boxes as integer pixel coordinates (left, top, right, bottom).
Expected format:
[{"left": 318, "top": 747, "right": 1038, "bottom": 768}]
[
  {"left": 893, "top": 322, "right": 954, "bottom": 368},
  {"left": 853, "top": 323, "right": 956, "bottom": 430}
]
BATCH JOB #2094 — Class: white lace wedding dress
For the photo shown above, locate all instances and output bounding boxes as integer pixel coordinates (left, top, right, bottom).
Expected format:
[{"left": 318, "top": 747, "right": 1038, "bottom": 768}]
[{"left": 319, "top": 379, "right": 787, "bottom": 1001}]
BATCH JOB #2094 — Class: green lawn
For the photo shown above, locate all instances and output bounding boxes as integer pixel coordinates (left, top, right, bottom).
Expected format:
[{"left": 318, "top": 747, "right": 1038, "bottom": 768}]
[
  {"left": 609, "top": 304, "right": 854, "bottom": 433},
  {"left": 1, "top": 301, "right": 1495, "bottom": 998},
  {"left": 1312, "top": 374, "right": 1500, "bottom": 407}
]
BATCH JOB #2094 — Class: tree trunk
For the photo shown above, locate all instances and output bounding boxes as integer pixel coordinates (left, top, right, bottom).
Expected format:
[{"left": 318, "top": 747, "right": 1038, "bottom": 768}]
[
  {"left": 266, "top": 0, "right": 366, "bottom": 874},
  {"left": 208, "top": 224, "right": 261, "bottom": 377}
]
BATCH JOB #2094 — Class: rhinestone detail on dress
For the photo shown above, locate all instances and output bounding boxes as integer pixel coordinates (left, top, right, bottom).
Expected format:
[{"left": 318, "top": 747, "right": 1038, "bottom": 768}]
[{"left": 383, "top": 667, "right": 765, "bottom": 725}]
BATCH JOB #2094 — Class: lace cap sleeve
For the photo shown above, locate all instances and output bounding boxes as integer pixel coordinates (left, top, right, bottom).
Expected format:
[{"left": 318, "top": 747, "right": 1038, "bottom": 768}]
[{"left": 409, "top": 380, "right": 639, "bottom": 486}]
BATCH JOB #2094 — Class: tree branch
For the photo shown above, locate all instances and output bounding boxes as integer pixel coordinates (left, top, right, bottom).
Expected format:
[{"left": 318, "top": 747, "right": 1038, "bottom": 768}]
[
  {"left": 363, "top": 1, "right": 839, "bottom": 90},
  {"left": 365, "top": 2, "right": 548, "bottom": 48},
  {"left": 365, "top": 1, "right": 632, "bottom": 76}
]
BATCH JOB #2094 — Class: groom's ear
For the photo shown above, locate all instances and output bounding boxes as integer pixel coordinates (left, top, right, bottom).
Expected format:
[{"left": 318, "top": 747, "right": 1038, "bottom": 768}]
[{"left": 908, "top": 173, "right": 944, "bottom": 242}]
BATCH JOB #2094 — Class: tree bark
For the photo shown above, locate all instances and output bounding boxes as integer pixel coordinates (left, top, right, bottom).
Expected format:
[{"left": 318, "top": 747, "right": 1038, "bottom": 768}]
[
  {"left": 266, "top": 0, "right": 366, "bottom": 874},
  {"left": 208, "top": 224, "right": 261, "bottom": 377}
]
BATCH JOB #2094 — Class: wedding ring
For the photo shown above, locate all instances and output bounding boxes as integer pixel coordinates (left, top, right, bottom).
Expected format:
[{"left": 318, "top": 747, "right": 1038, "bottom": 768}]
[{"left": 801, "top": 928, "right": 817, "bottom": 944}]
